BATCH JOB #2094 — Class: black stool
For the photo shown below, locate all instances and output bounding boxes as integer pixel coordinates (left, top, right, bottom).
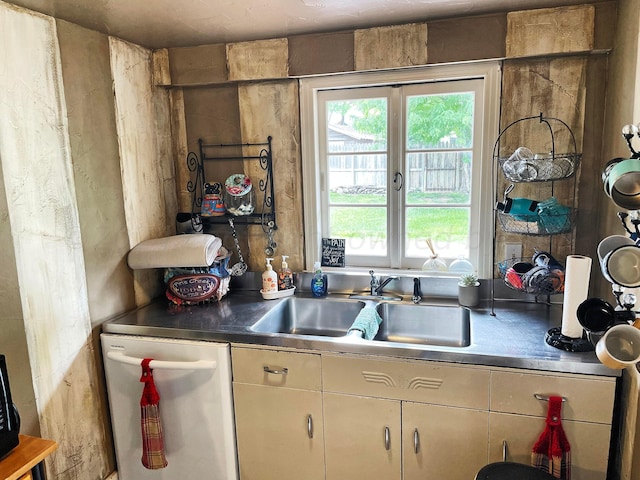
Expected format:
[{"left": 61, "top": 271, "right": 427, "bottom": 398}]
[{"left": 475, "top": 462, "right": 557, "bottom": 480}]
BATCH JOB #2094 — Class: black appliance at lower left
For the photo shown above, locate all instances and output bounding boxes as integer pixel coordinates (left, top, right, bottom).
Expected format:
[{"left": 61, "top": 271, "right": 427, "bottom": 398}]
[{"left": 0, "top": 354, "right": 20, "bottom": 459}]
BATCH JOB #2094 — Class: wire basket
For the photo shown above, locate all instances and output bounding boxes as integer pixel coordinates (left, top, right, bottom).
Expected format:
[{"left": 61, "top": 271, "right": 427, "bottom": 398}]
[
  {"left": 498, "top": 152, "right": 580, "bottom": 182},
  {"left": 497, "top": 209, "right": 574, "bottom": 235},
  {"left": 492, "top": 114, "right": 580, "bottom": 185},
  {"left": 498, "top": 257, "right": 565, "bottom": 295}
]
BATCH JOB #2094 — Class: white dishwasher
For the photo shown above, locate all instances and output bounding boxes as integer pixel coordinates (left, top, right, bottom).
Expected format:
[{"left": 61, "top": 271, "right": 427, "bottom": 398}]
[{"left": 101, "top": 333, "right": 238, "bottom": 480}]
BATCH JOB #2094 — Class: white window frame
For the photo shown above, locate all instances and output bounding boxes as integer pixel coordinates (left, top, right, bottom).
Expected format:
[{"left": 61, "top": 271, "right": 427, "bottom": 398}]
[{"left": 300, "top": 61, "right": 502, "bottom": 278}]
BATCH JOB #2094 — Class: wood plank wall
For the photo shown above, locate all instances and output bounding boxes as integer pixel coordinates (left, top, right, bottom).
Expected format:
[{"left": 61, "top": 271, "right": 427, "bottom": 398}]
[
  {"left": 0, "top": 3, "right": 620, "bottom": 479},
  {"left": 1, "top": 3, "right": 178, "bottom": 478},
  {"left": 110, "top": 37, "right": 177, "bottom": 305},
  {"left": 0, "top": 4, "right": 111, "bottom": 478},
  {"left": 166, "top": 3, "right": 613, "bottom": 277}
]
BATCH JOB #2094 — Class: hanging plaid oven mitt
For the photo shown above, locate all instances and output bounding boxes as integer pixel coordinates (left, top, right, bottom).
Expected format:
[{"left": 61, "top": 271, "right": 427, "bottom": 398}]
[
  {"left": 531, "top": 395, "right": 571, "bottom": 479},
  {"left": 140, "top": 358, "right": 168, "bottom": 469}
]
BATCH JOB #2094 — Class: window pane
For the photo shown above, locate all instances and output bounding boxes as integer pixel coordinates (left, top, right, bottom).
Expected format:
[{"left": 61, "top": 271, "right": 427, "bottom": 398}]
[
  {"left": 307, "top": 69, "right": 493, "bottom": 272},
  {"left": 406, "top": 92, "right": 474, "bottom": 150},
  {"left": 326, "top": 98, "right": 387, "bottom": 153},
  {"left": 330, "top": 206, "right": 387, "bottom": 256},
  {"left": 405, "top": 207, "right": 469, "bottom": 259},
  {"left": 406, "top": 152, "right": 471, "bottom": 204},
  {"left": 328, "top": 153, "right": 387, "bottom": 204}
]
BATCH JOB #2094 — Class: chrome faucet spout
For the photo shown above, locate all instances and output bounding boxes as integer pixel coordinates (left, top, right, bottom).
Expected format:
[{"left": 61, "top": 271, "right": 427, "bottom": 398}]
[
  {"left": 369, "top": 270, "right": 399, "bottom": 296},
  {"left": 377, "top": 276, "right": 398, "bottom": 294}
]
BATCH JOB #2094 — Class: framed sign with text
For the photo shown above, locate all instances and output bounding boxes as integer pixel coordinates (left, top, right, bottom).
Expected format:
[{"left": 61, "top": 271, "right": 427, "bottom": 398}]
[{"left": 321, "top": 238, "right": 345, "bottom": 267}]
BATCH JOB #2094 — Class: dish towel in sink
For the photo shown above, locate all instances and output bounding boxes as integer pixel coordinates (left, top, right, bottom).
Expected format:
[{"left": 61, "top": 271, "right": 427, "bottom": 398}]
[
  {"left": 347, "top": 306, "right": 383, "bottom": 340},
  {"left": 531, "top": 395, "right": 570, "bottom": 479},
  {"left": 140, "top": 358, "right": 168, "bottom": 469}
]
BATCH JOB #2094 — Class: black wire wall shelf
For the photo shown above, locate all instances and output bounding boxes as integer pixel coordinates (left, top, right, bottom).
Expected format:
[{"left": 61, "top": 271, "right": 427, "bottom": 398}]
[{"left": 184, "top": 136, "right": 276, "bottom": 233}]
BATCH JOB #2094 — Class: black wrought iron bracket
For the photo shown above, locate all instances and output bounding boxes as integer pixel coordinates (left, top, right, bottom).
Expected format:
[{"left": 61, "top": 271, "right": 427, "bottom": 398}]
[{"left": 185, "top": 136, "right": 276, "bottom": 233}]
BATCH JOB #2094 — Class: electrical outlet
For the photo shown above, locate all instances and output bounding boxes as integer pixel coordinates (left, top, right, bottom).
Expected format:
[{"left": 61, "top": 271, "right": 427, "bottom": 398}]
[{"left": 505, "top": 243, "right": 522, "bottom": 261}]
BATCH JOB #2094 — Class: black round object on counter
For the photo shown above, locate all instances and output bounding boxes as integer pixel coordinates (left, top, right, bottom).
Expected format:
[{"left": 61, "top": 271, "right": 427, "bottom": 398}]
[
  {"left": 545, "top": 327, "right": 594, "bottom": 352},
  {"left": 475, "top": 462, "right": 557, "bottom": 480},
  {"left": 577, "top": 298, "right": 616, "bottom": 333}
]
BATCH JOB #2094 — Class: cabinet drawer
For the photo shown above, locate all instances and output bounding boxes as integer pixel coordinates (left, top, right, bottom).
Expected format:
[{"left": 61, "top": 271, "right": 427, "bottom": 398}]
[
  {"left": 232, "top": 347, "right": 322, "bottom": 390},
  {"left": 323, "top": 354, "right": 489, "bottom": 409},
  {"left": 490, "top": 370, "right": 616, "bottom": 424}
]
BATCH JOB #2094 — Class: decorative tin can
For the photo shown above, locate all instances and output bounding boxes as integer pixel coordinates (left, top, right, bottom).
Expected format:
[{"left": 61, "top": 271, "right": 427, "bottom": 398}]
[{"left": 201, "top": 182, "right": 226, "bottom": 217}]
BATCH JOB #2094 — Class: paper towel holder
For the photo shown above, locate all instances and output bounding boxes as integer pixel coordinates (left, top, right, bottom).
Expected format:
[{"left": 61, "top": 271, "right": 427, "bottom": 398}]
[{"left": 545, "top": 327, "right": 594, "bottom": 352}]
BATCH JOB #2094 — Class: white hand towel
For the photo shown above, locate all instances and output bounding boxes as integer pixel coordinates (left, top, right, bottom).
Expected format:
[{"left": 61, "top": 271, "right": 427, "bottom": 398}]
[{"left": 127, "top": 234, "right": 222, "bottom": 269}]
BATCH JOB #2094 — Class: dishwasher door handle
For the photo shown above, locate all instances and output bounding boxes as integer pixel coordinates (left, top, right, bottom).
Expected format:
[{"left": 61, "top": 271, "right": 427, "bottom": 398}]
[{"left": 107, "top": 351, "right": 217, "bottom": 371}]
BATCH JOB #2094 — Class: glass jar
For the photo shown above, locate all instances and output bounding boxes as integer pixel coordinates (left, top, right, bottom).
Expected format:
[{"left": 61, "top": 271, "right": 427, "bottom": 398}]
[{"left": 223, "top": 174, "right": 255, "bottom": 216}]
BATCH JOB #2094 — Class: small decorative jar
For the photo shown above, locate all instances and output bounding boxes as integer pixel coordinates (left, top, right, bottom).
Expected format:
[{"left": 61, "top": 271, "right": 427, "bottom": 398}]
[
  {"left": 224, "top": 174, "right": 255, "bottom": 216},
  {"left": 201, "top": 182, "right": 226, "bottom": 217}
]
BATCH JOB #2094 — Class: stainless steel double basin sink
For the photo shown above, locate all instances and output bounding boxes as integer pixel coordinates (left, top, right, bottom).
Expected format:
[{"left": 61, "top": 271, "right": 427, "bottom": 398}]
[{"left": 249, "top": 296, "right": 470, "bottom": 348}]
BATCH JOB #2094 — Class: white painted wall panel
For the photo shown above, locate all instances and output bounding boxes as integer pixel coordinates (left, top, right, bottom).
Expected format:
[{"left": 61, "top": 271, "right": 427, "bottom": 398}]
[
  {"left": 0, "top": 2, "right": 110, "bottom": 478},
  {"left": 109, "top": 37, "right": 177, "bottom": 305}
]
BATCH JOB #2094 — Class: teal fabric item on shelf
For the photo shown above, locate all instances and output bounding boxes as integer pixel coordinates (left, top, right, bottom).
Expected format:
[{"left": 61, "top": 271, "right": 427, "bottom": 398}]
[
  {"left": 537, "top": 197, "right": 571, "bottom": 234},
  {"left": 347, "top": 306, "right": 383, "bottom": 340}
]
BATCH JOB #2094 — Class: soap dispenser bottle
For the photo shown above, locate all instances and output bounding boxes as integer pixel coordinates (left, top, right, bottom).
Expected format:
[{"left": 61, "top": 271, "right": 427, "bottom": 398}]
[
  {"left": 262, "top": 258, "right": 278, "bottom": 293},
  {"left": 311, "top": 261, "right": 328, "bottom": 297},
  {"left": 278, "top": 255, "right": 294, "bottom": 290}
]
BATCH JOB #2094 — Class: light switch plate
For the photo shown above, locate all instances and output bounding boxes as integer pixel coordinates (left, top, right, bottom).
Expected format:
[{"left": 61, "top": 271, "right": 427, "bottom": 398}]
[{"left": 505, "top": 243, "right": 522, "bottom": 261}]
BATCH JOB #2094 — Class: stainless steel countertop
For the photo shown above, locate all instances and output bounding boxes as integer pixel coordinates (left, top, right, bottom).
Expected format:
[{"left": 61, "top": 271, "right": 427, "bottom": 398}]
[{"left": 102, "top": 290, "right": 620, "bottom": 377}]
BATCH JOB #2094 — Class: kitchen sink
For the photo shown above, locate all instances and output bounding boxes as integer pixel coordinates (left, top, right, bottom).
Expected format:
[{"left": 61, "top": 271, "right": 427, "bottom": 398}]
[
  {"left": 374, "top": 302, "right": 471, "bottom": 347},
  {"left": 250, "top": 296, "right": 471, "bottom": 348},
  {"left": 249, "top": 297, "right": 366, "bottom": 337}
]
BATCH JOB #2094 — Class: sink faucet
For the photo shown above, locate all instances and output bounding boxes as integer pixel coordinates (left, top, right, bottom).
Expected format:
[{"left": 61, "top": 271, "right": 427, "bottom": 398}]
[{"left": 369, "top": 270, "right": 398, "bottom": 296}]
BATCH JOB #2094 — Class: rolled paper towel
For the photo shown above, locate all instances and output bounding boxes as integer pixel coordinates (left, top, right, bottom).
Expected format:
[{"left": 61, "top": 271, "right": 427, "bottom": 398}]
[
  {"left": 128, "top": 234, "right": 222, "bottom": 269},
  {"left": 347, "top": 306, "right": 383, "bottom": 340},
  {"left": 561, "top": 255, "right": 592, "bottom": 338}
]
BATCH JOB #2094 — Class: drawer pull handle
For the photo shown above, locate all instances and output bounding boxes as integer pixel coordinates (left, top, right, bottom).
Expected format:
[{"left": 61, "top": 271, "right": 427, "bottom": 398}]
[
  {"left": 384, "top": 426, "right": 391, "bottom": 451},
  {"left": 413, "top": 428, "right": 420, "bottom": 454},
  {"left": 263, "top": 366, "right": 288, "bottom": 375},
  {"left": 307, "top": 415, "right": 314, "bottom": 439},
  {"left": 534, "top": 394, "right": 567, "bottom": 402},
  {"left": 502, "top": 440, "right": 508, "bottom": 462}
]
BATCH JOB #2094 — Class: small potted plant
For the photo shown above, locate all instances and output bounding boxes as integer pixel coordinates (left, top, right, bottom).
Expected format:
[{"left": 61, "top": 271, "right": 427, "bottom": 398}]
[{"left": 458, "top": 273, "right": 480, "bottom": 307}]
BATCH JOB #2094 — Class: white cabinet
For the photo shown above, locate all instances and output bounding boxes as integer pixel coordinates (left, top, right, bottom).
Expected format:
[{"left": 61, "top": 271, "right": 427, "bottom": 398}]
[
  {"left": 324, "top": 393, "right": 401, "bottom": 480},
  {"left": 231, "top": 347, "right": 325, "bottom": 480},
  {"left": 233, "top": 383, "right": 324, "bottom": 480},
  {"left": 323, "top": 394, "right": 488, "bottom": 480},
  {"left": 403, "top": 402, "right": 488, "bottom": 480},
  {"left": 489, "top": 412, "right": 611, "bottom": 480},
  {"left": 231, "top": 347, "right": 617, "bottom": 480},
  {"left": 488, "top": 370, "right": 615, "bottom": 480},
  {"left": 322, "top": 354, "right": 490, "bottom": 480}
]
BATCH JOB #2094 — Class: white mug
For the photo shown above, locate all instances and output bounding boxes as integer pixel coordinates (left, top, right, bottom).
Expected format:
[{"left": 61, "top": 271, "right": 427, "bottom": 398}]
[{"left": 596, "top": 324, "right": 640, "bottom": 369}]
